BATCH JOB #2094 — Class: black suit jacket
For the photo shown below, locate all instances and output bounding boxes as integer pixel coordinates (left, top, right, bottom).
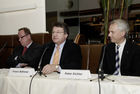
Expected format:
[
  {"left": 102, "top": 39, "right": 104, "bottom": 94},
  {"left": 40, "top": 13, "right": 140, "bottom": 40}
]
[
  {"left": 41, "top": 40, "right": 82, "bottom": 70},
  {"left": 102, "top": 40, "right": 140, "bottom": 76},
  {"left": 6, "top": 42, "right": 42, "bottom": 70}
]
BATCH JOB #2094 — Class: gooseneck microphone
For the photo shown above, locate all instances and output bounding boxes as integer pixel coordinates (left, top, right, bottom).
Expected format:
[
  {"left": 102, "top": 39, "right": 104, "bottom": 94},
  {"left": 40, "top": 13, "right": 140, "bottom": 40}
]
[
  {"left": 98, "top": 45, "right": 106, "bottom": 81},
  {"left": 0, "top": 42, "right": 7, "bottom": 53},
  {"left": 37, "top": 44, "right": 50, "bottom": 76}
]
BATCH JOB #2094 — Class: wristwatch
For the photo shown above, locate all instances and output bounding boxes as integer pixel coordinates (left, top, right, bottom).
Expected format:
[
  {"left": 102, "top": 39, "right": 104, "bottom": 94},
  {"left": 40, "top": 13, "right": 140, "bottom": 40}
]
[{"left": 55, "top": 65, "right": 59, "bottom": 70}]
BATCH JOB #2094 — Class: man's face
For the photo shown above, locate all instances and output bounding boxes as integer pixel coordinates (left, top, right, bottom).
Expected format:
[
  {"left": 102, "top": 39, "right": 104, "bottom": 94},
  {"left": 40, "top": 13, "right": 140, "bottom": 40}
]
[
  {"left": 52, "top": 26, "right": 68, "bottom": 45},
  {"left": 18, "top": 30, "right": 30, "bottom": 47},
  {"left": 108, "top": 23, "right": 125, "bottom": 44}
]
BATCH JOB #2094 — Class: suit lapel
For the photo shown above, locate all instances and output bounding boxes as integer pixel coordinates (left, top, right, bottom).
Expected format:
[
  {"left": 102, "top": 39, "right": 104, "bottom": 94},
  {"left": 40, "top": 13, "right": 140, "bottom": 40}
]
[
  {"left": 110, "top": 44, "right": 116, "bottom": 68},
  {"left": 121, "top": 40, "right": 130, "bottom": 69},
  {"left": 59, "top": 40, "right": 69, "bottom": 66},
  {"left": 47, "top": 43, "right": 55, "bottom": 64}
]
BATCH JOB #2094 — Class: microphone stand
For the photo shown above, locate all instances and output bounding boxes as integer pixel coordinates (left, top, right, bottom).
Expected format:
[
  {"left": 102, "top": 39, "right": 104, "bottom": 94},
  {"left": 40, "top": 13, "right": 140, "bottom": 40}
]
[
  {"left": 90, "top": 45, "right": 114, "bottom": 82},
  {"left": 98, "top": 45, "right": 107, "bottom": 81},
  {"left": 37, "top": 45, "right": 49, "bottom": 77},
  {"left": 98, "top": 69, "right": 114, "bottom": 82},
  {"left": 98, "top": 69, "right": 105, "bottom": 81}
]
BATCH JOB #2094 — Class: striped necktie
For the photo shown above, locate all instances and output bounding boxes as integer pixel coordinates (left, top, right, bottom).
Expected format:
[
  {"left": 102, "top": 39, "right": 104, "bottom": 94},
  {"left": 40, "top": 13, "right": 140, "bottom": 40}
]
[{"left": 114, "top": 45, "right": 120, "bottom": 75}]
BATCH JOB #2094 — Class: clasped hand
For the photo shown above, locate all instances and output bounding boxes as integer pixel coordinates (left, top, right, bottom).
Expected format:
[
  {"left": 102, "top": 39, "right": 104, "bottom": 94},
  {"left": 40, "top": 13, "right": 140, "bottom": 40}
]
[{"left": 42, "top": 64, "right": 57, "bottom": 75}]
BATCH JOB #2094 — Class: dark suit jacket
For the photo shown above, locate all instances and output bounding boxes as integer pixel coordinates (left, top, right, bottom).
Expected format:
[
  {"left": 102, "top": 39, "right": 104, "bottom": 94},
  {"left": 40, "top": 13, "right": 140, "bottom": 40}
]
[
  {"left": 6, "top": 42, "right": 42, "bottom": 70},
  {"left": 41, "top": 40, "right": 82, "bottom": 70},
  {"left": 102, "top": 40, "right": 140, "bottom": 76}
]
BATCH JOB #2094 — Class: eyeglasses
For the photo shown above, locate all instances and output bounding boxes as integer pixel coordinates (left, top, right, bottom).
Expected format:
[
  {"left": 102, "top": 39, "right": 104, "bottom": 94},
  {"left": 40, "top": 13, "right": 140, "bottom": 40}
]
[
  {"left": 52, "top": 32, "right": 64, "bottom": 34},
  {"left": 19, "top": 34, "right": 28, "bottom": 39}
]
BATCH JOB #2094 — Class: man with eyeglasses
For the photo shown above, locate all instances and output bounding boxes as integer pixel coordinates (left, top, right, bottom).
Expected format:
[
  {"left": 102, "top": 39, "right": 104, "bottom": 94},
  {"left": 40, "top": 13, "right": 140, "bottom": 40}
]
[
  {"left": 40, "top": 22, "right": 82, "bottom": 74},
  {"left": 6, "top": 27, "right": 42, "bottom": 70}
]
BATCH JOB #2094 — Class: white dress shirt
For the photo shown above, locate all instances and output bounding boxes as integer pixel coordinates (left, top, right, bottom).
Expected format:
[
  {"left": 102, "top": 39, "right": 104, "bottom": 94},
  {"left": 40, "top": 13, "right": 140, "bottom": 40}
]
[{"left": 115, "top": 39, "right": 126, "bottom": 75}]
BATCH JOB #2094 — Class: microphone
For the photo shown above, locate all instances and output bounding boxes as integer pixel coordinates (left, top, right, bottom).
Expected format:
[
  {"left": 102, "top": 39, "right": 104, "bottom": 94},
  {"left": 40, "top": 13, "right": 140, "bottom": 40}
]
[
  {"left": 98, "top": 45, "right": 106, "bottom": 81},
  {"left": 37, "top": 44, "right": 50, "bottom": 76},
  {"left": 0, "top": 42, "right": 7, "bottom": 53}
]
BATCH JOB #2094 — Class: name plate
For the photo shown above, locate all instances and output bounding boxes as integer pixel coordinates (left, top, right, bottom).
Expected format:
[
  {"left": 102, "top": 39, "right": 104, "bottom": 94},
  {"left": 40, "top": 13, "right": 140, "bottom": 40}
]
[
  {"left": 59, "top": 69, "right": 91, "bottom": 79},
  {"left": 8, "top": 68, "right": 35, "bottom": 77}
]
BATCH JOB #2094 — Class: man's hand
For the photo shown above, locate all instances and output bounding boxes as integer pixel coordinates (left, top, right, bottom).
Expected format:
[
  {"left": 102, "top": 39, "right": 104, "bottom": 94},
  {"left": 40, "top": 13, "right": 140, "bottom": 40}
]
[
  {"left": 42, "top": 64, "right": 57, "bottom": 74},
  {"left": 19, "top": 63, "right": 28, "bottom": 68}
]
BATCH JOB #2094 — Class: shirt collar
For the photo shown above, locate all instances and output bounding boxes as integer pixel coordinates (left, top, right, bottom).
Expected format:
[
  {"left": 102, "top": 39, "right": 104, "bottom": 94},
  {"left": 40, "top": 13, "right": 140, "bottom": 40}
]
[
  {"left": 55, "top": 40, "right": 66, "bottom": 49},
  {"left": 115, "top": 39, "right": 126, "bottom": 48},
  {"left": 26, "top": 41, "right": 33, "bottom": 48}
]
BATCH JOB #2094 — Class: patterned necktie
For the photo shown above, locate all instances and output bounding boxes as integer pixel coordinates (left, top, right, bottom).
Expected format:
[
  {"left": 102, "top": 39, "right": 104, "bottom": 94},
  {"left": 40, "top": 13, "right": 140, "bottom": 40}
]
[
  {"left": 22, "top": 46, "right": 27, "bottom": 56},
  {"left": 114, "top": 45, "right": 120, "bottom": 75},
  {"left": 52, "top": 46, "right": 60, "bottom": 65}
]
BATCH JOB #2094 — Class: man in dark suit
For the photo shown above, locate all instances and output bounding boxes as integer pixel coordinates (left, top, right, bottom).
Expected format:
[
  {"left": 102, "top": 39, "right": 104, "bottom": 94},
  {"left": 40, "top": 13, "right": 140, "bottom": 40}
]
[
  {"left": 41, "top": 22, "right": 82, "bottom": 74},
  {"left": 101, "top": 19, "right": 140, "bottom": 76},
  {"left": 6, "top": 27, "right": 42, "bottom": 70}
]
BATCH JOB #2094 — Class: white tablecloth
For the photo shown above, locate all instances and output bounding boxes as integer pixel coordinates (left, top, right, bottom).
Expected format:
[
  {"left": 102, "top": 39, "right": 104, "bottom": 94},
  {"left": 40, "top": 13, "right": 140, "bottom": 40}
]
[{"left": 1, "top": 69, "right": 140, "bottom": 94}]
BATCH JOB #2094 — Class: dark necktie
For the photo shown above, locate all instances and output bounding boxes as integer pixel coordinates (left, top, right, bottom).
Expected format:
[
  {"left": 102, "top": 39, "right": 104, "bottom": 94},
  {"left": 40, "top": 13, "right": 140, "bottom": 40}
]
[
  {"left": 22, "top": 46, "right": 27, "bottom": 56},
  {"left": 114, "top": 45, "right": 120, "bottom": 75}
]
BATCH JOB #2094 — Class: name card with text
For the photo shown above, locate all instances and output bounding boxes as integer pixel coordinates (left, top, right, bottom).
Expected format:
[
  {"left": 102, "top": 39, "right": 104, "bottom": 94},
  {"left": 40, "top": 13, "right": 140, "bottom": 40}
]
[
  {"left": 59, "top": 69, "right": 91, "bottom": 79},
  {"left": 8, "top": 68, "right": 35, "bottom": 77}
]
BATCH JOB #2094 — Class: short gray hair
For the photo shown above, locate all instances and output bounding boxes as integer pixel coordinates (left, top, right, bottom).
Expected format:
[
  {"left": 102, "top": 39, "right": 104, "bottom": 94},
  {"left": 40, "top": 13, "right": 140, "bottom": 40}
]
[{"left": 110, "top": 19, "right": 129, "bottom": 37}]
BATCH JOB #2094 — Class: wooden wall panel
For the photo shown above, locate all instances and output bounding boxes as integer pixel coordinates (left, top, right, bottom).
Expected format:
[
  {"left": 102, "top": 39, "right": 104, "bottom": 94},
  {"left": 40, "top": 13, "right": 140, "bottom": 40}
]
[
  {"left": 13, "top": 35, "right": 20, "bottom": 48},
  {"left": 0, "top": 35, "right": 13, "bottom": 48},
  {"left": 80, "top": 45, "right": 89, "bottom": 70},
  {"left": 32, "top": 33, "right": 45, "bottom": 45},
  {"left": 80, "top": 44, "right": 103, "bottom": 74},
  {"left": 89, "top": 44, "right": 103, "bottom": 73},
  {"left": 0, "top": 35, "right": 13, "bottom": 68},
  {"left": 44, "top": 33, "right": 52, "bottom": 43},
  {"left": 0, "top": 48, "right": 12, "bottom": 68}
]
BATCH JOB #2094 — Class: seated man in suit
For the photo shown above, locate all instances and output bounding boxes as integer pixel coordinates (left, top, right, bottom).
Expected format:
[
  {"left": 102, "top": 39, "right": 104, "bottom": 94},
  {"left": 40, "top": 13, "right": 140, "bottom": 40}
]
[
  {"left": 101, "top": 19, "right": 140, "bottom": 76},
  {"left": 6, "top": 27, "right": 42, "bottom": 70},
  {"left": 41, "top": 22, "right": 82, "bottom": 74}
]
